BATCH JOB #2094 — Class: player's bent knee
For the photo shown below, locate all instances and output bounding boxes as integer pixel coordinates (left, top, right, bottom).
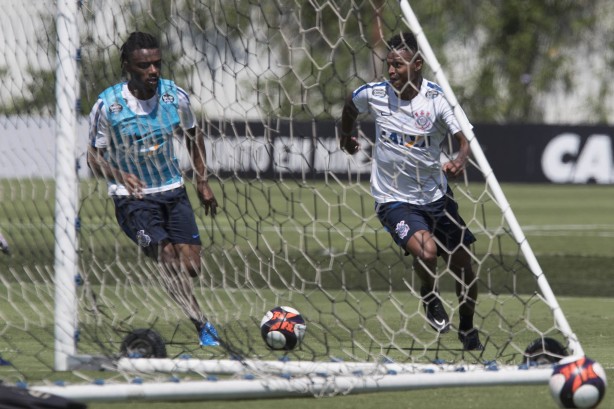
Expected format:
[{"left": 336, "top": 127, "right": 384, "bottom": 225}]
[
  {"left": 423, "top": 249, "right": 438, "bottom": 264},
  {"left": 158, "top": 242, "right": 178, "bottom": 264},
  {"left": 416, "top": 243, "right": 438, "bottom": 265},
  {"left": 184, "top": 262, "right": 200, "bottom": 277},
  {"left": 180, "top": 244, "right": 202, "bottom": 277}
]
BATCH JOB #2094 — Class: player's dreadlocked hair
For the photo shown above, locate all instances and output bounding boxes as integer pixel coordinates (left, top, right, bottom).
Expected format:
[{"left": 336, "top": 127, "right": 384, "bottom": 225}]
[
  {"left": 120, "top": 32, "right": 160, "bottom": 65},
  {"left": 387, "top": 32, "right": 418, "bottom": 53}
]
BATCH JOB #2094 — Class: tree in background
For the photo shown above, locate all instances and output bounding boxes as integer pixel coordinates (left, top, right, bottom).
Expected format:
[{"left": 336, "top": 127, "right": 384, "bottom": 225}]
[
  {"left": 450, "top": 0, "right": 601, "bottom": 123},
  {"left": 0, "top": 0, "right": 608, "bottom": 124},
  {"left": 79, "top": 0, "right": 186, "bottom": 113},
  {"left": 0, "top": 0, "right": 185, "bottom": 116},
  {"left": 184, "top": 0, "right": 403, "bottom": 121}
]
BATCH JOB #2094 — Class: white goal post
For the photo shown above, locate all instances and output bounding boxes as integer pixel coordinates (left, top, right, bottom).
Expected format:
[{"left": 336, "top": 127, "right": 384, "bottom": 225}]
[
  {"left": 0, "top": 0, "right": 584, "bottom": 403},
  {"left": 54, "top": 0, "right": 80, "bottom": 372}
]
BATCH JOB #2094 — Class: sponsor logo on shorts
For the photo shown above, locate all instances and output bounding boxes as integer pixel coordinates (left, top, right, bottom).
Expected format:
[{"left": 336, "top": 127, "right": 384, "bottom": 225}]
[
  {"left": 136, "top": 230, "right": 151, "bottom": 247},
  {"left": 395, "top": 220, "right": 410, "bottom": 239}
]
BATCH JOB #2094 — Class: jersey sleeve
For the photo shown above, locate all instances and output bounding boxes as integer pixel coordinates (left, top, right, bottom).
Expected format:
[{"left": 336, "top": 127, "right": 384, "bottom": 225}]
[
  {"left": 88, "top": 98, "right": 109, "bottom": 149},
  {"left": 351, "top": 84, "right": 371, "bottom": 114},
  {"left": 176, "top": 86, "right": 197, "bottom": 130},
  {"left": 437, "top": 95, "right": 472, "bottom": 135}
]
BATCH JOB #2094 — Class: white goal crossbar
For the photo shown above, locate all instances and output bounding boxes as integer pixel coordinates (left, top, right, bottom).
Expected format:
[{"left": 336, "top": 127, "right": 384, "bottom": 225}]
[
  {"left": 115, "top": 357, "right": 540, "bottom": 377},
  {"left": 33, "top": 363, "right": 553, "bottom": 402}
]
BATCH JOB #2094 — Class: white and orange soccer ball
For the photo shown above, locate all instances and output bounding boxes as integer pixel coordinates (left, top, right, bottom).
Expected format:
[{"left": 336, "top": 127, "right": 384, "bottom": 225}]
[
  {"left": 260, "top": 306, "right": 306, "bottom": 350},
  {"left": 549, "top": 356, "right": 607, "bottom": 408}
]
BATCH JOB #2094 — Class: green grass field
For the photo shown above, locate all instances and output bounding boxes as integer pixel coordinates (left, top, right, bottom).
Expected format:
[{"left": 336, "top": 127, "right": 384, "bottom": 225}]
[
  {"left": 88, "top": 296, "right": 614, "bottom": 409},
  {"left": 0, "top": 181, "right": 612, "bottom": 408}
]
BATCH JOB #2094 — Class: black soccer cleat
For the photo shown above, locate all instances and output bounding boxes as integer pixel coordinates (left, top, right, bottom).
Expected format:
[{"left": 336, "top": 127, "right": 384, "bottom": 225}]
[
  {"left": 458, "top": 328, "right": 484, "bottom": 351},
  {"left": 421, "top": 287, "right": 450, "bottom": 333}
]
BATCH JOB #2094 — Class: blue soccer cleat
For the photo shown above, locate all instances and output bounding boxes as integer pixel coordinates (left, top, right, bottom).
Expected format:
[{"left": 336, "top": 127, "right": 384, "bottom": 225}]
[{"left": 198, "top": 322, "right": 220, "bottom": 347}]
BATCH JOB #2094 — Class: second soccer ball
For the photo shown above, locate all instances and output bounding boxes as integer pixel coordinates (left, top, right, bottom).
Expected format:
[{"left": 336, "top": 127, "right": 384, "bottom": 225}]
[
  {"left": 549, "top": 355, "right": 607, "bottom": 408},
  {"left": 260, "top": 306, "right": 306, "bottom": 350}
]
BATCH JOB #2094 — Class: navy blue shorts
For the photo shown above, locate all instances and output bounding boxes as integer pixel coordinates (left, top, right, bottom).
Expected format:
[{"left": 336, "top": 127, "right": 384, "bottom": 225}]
[
  {"left": 113, "top": 187, "right": 202, "bottom": 257},
  {"left": 376, "top": 188, "right": 476, "bottom": 254}
]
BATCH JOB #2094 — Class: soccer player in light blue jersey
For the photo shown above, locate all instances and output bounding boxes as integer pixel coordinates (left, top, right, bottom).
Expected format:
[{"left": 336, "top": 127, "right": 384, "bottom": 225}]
[
  {"left": 87, "top": 32, "right": 220, "bottom": 347},
  {"left": 339, "top": 32, "right": 483, "bottom": 351}
]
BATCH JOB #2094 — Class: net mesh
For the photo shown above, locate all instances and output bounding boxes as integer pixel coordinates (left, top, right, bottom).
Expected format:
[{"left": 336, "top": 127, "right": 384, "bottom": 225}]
[{"left": 0, "top": 0, "right": 571, "bottom": 396}]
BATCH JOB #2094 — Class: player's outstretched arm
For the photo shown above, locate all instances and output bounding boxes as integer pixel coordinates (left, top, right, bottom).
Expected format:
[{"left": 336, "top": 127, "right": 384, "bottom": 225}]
[
  {"left": 186, "top": 127, "right": 218, "bottom": 217},
  {"left": 339, "top": 94, "right": 360, "bottom": 155},
  {"left": 441, "top": 131, "right": 470, "bottom": 178},
  {"left": 87, "top": 146, "right": 145, "bottom": 198}
]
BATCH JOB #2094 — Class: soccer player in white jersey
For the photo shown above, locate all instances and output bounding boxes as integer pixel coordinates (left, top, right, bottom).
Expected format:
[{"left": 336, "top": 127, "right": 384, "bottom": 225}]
[
  {"left": 87, "top": 32, "right": 220, "bottom": 347},
  {"left": 340, "top": 32, "right": 483, "bottom": 350}
]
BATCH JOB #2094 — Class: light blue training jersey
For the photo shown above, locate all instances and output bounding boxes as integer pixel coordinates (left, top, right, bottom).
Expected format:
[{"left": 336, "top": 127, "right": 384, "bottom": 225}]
[{"left": 93, "top": 79, "right": 185, "bottom": 195}]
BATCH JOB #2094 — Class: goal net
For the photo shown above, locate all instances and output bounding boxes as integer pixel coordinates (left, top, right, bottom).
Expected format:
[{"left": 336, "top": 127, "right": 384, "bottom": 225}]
[{"left": 0, "top": 0, "right": 582, "bottom": 402}]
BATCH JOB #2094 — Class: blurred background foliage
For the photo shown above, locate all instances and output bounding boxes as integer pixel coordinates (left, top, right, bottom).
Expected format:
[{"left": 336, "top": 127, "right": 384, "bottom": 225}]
[{"left": 0, "top": 0, "right": 610, "bottom": 124}]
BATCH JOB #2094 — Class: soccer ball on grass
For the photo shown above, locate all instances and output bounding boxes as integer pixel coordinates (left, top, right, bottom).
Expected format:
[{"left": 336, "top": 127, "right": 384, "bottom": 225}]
[
  {"left": 549, "top": 355, "right": 607, "bottom": 408},
  {"left": 260, "top": 306, "right": 306, "bottom": 350}
]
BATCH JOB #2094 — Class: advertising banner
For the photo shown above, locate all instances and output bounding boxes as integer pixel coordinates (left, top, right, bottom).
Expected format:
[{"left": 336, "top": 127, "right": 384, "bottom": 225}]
[{"left": 1, "top": 118, "right": 612, "bottom": 184}]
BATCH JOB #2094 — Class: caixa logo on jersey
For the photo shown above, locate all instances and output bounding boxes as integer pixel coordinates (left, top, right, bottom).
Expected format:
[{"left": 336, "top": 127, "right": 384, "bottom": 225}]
[{"left": 541, "top": 133, "right": 614, "bottom": 183}]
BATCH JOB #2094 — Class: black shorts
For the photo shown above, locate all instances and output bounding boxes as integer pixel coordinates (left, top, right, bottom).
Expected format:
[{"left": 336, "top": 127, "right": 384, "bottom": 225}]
[
  {"left": 113, "top": 187, "right": 202, "bottom": 257},
  {"left": 375, "top": 188, "right": 476, "bottom": 254}
]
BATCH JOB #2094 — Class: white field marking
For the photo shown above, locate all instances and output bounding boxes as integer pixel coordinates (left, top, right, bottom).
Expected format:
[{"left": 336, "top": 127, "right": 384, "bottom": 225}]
[
  {"left": 209, "top": 223, "right": 614, "bottom": 237},
  {"left": 5, "top": 223, "right": 614, "bottom": 236},
  {"left": 520, "top": 224, "right": 614, "bottom": 231},
  {"left": 513, "top": 224, "right": 614, "bottom": 238}
]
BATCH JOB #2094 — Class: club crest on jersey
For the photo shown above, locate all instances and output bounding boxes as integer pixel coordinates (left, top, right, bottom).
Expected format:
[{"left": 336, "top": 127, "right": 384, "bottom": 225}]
[
  {"left": 108, "top": 103, "right": 123, "bottom": 114},
  {"left": 395, "top": 220, "right": 410, "bottom": 239},
  {"left": 425, "top": 90, "right": 439, "bottom": 99},
  {"left": 412, "top": 110, "right": 432, "bottom": 130},
  {"left": 372, "top": 87, "right": 386, "bottom": 98},
  {"left": 161, "top": 93, "right": 175, "bottom": 103}
]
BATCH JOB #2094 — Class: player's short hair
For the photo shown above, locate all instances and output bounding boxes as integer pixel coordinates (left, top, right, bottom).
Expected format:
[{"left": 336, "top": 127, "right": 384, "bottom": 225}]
[
  {"left": 120, "top": 32, "right": 160, "bottom": 64},
  {"left": 387, "top": 32, "right": 418, "bottom": 54}
]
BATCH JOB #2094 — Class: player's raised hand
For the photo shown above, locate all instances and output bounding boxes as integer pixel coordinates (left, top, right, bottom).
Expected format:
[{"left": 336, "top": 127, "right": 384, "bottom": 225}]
[
  {"left": 121, "top": 172, "right": 146, "bottom": 199},
  {"left": 340, "top": 134, "right": 360, "bottom": 155},
  {"left": 442, "top": 158, "right": 465, "bottom": 178}
]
